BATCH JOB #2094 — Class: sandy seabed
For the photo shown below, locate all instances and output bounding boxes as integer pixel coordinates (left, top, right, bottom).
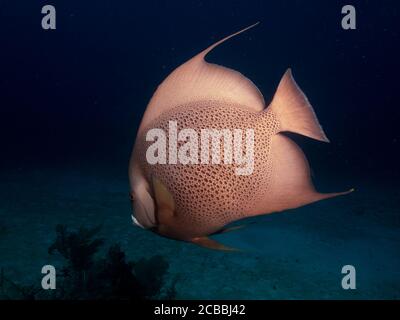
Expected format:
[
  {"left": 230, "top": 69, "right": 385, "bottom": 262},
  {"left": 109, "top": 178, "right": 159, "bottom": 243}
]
[{"left": 0, "top": 167, "right": 399, "bottom": 299}]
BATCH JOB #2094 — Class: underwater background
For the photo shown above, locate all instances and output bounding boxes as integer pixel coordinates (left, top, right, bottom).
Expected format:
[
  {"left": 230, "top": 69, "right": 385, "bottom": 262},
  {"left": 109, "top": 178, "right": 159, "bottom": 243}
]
[{"left": 0, "top": 0, "right": 399, "bottom": 299}]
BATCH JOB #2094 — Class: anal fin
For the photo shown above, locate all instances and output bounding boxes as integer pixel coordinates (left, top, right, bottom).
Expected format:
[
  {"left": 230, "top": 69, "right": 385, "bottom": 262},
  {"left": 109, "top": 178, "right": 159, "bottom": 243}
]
[
  {"left": 254, "top": 134, "right": 353, "bottom": 215},
  {"left": 211, "top": 225, "right": 246, "bottom": 235}
]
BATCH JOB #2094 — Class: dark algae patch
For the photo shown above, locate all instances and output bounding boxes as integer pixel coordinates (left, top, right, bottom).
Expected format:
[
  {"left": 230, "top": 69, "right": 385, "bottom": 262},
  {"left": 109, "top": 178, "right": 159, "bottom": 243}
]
[{"left": 0, "top": 225, "right": 176, "bottom": 300}]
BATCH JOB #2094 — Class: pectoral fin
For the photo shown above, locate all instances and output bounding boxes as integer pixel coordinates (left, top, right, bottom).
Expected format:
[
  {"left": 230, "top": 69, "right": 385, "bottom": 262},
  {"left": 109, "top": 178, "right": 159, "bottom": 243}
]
[
  {"left": 152, "top": 176, "right": 175, "bottom": 224},
  {"left": 191, "top": 237, "right": 239, "bottom": 252}
]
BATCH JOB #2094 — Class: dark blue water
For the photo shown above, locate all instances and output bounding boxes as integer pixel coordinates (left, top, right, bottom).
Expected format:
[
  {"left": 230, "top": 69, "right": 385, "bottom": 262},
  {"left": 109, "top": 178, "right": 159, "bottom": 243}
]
[{"left": 0, "top": 0, "right": 399, "bottom": 299}]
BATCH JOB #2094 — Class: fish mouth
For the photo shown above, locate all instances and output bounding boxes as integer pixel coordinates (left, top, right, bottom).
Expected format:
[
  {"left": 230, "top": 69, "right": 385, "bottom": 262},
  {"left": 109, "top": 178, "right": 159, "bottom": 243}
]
[
  {"left": 130, "top": 193, "right": 156, "bottom": 229},
  {"left": 131, "top": 215, "right": 145, "bottom": 229}
]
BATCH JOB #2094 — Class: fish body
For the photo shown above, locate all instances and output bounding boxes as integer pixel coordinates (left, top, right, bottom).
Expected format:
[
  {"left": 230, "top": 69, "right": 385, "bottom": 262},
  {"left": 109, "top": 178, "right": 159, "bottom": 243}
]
[
  {"left": 129, "top": 24, "right": 352, "bottom": 250},
  {"left": 134, "top": 101, "right": 279, "bottom": 239}
]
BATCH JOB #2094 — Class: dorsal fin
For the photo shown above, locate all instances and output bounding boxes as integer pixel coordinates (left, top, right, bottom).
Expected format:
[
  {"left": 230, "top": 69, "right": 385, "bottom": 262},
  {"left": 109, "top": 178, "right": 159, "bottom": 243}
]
[{"left": 137, "top": 23, "right": 265, "bottom": 134}]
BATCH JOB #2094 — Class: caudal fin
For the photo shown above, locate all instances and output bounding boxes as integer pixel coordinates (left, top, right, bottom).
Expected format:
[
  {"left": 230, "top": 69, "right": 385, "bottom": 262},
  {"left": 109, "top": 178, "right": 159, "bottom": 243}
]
[{"left": 268, "top": 69, "right": 329, "bottom": 142}]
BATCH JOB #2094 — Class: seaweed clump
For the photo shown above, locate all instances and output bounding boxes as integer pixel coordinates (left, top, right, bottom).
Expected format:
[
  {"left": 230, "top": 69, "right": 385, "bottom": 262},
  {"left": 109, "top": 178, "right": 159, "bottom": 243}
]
[{"left": 47, "top": 224, "right": 174, "bottom": 300}]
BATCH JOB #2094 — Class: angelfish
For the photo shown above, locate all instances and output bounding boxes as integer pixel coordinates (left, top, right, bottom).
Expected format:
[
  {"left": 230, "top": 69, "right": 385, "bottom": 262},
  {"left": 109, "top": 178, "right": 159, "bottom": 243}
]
[{"left": 128, "top": 23, "right": 352, "bottom": 250}]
